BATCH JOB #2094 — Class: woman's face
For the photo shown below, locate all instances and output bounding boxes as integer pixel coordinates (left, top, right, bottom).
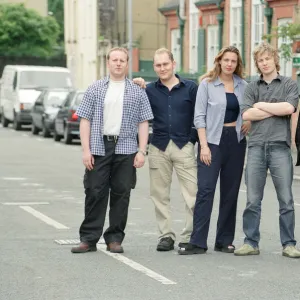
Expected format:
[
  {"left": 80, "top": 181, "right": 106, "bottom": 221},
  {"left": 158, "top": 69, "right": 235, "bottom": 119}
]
[{"left": 219, "top": 51, "right": 238, "bottom": 76}]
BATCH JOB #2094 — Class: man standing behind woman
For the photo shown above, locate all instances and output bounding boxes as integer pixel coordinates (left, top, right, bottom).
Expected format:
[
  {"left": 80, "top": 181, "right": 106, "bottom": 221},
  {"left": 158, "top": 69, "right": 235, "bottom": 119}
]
[
  {"left": 134, "top": 48, "right": 198, "bottom": 251},
  {"left": 179, "top": 46, "right": 251, "bottom": 255}
]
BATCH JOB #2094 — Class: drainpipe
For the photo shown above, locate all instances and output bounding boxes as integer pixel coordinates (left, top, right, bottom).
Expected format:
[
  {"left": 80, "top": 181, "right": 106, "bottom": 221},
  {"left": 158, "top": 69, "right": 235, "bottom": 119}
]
[
  {"left": 178, "top": 0, "right": 186, "bottom": 72},
  {"left": 217, "top": 0, "right": 224, "bottom": 51},
  {"left": 241, "top": 0, "right": 245, "bottom": 65},
  {"left": 261, "top": 0, "right": 273, "bottom": 43}
]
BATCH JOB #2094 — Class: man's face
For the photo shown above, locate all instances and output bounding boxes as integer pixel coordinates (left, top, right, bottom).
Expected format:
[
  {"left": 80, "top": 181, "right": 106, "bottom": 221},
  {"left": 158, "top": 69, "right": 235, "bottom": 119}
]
[
  {"left": 153, "top": 53, "right": 175, "bottom": 81},
  {"left": 219, "top": 51, "right": 238, "bottom": 76},
  {"left": 107, "top": 50, "right": 128, "bottom": 78},
  {"left": 256, "top": 51, "right": 277, "bottom": 76}
]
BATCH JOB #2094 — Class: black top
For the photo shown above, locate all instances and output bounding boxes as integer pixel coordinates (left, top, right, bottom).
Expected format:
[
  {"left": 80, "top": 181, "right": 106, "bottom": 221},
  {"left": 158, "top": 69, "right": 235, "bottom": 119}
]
[
  {"left": 146, "top": 74, "right": 198, "bottom": 151},
  {"left": 224, "top": 93, "right": 239, "bottom": 123}
]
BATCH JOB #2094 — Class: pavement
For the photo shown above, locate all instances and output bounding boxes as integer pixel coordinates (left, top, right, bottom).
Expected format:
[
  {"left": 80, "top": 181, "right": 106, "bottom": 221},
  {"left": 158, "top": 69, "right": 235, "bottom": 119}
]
[{"left": 1, "top": 124, "right": 300, "bottom": 300}]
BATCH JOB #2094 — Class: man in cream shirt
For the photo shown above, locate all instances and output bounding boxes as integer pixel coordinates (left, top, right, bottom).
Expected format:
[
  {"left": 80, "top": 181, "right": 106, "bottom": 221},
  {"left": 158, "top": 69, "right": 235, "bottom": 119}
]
[{"left": 71, "top": 47, "right": 153, "bottom": 254}]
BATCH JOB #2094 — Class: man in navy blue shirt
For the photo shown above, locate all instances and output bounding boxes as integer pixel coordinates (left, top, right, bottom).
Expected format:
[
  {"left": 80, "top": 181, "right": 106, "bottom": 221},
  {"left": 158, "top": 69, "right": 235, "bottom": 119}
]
[{"left": 134, "top": 48, "right": 198, "bottom": 251}]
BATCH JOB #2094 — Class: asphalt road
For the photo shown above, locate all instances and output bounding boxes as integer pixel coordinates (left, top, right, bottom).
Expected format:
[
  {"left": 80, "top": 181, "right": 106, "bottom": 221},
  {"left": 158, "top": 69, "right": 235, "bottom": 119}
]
[{"left": 1, "top": 124, "right": 300, "bottom": 300}]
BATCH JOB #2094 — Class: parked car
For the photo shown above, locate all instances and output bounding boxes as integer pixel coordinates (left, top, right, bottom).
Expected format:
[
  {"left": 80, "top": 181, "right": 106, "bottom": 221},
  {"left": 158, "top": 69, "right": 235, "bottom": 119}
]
[
  {"left": 0, "top": 65, "right": 73, "bottom": 130},
  {"left": 31, "top": 89, "right": 71, "bottom": 137},
  {"left": 53, "top": 90, "right": 84, "bottom": 144}
]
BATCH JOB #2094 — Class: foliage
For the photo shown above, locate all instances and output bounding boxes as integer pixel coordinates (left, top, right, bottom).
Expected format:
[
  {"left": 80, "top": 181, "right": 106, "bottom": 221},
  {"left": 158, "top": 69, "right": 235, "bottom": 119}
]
[
  {"left": 0, "top": 4, "right": 60, "bottom": 57},
  {"left": 263, "top": 23, "right": 300, "bottom": 62},
  {"left": 48, "top": 0, "right": 64, "bottom": 43}
]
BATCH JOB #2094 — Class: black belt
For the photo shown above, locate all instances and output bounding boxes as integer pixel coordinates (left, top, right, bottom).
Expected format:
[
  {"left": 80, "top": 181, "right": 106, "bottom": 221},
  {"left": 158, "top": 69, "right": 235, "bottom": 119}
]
[{"left": 104, "top": 135, "right": 118, "bottom": 142}]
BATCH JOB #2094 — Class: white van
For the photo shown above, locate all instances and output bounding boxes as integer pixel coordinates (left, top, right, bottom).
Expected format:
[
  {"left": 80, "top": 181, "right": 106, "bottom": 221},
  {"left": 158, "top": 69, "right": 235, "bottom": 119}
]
[{"left": 0, "top": 65, "right": 73, "bottom": 130}]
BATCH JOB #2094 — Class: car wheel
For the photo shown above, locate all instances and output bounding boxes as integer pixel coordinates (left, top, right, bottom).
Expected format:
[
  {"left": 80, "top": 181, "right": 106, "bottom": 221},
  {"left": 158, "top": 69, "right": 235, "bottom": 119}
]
[
  {"left": 1, "top": 114, "right": 9, "bottom": 128},
  {"left": 64, "top": 126, "right": 72, "bottom": 144},
  {"left": 13, "top": 116, "right": 22, "bottom": 131},
  {"left": 31, "top": 123, "right": 39, "bottom": 135},
  {"left": 42, "top": 124, "right": 50, "bottom": 138},
  {"left": 53, "top": 129, "right": 62, "bottom": 142}
]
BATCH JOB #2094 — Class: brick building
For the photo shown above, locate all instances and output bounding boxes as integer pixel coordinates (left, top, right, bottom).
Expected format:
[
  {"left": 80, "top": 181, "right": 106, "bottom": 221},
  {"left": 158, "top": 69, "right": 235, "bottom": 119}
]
[{"left": 159, "top": 0, "right": 300, "bottom": 82}]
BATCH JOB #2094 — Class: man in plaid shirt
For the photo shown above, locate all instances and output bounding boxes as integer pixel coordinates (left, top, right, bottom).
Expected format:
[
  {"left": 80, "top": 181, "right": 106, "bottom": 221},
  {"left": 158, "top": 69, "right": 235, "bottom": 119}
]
[{"left": 71, "top": 47, "right": 153, "bottom": 254}]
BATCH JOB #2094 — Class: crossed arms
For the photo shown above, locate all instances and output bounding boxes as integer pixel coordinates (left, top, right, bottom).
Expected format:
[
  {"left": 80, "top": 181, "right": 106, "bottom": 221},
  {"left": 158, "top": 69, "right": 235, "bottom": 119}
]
[
  {"left": 241, "top": 83, "right": 298, "bottom": 121},
  {"left": 242, "top": 102, "right": 295, "bottom": 121}
]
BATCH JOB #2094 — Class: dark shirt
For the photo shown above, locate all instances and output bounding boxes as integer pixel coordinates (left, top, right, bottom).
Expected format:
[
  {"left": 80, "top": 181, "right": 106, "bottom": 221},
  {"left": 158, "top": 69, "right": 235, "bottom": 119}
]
[
  {"left": 146, "top": 75, "right": 198, "bottom": 151},
  {"left": 241, "top": 74, "right": 299, "bottom": 146},
  {"left": 224, "top": 93, "right": 240, "bottom": 123}
]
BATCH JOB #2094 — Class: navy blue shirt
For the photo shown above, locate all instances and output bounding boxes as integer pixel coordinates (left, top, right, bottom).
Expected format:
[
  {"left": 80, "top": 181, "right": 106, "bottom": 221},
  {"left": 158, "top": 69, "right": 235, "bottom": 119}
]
[
  {"left": 146, "top": 75, "right": 198, "bottom": 151},
  {"left": 224, "top": 93, "right": 240, "bottom": 123}
]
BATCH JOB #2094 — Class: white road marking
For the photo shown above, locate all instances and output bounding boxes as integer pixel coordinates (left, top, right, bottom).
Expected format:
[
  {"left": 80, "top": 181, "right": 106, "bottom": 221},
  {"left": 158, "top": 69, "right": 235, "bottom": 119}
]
[
  {"left": 295, "top": 202, "right": 300, "bottom": 207},
  {"left": 36, "top": 138, "right": 44, "bottom": 142},
  {"left": 20, "top": 206, "right": 69, "bottom": 229},
  {"left": 22, "top": 133, "right": 29, "bottom": 137},
  {"left": 131, "top": 208, "right": 141, "bottom": 210},
  {"left": 98, "top": 244, "right": 176, "bottom": 285},
  {"left": 3, "top": 202, "right": 49, "bottom": 205},
  {"left": 239, "top": 189, "right": 247, "bottom": 193},
  {"left": 21, "top": 183, "right": 43, "bottom": 187},
  {"left": 2, "top": 177, "right": 27, "bottom": 181}
]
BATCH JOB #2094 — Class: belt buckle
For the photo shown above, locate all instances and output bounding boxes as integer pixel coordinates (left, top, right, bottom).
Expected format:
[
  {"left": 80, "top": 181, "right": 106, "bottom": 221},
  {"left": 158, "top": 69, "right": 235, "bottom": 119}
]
[{"left": 107, "top": 135, "right": 113, "bottom": 141}]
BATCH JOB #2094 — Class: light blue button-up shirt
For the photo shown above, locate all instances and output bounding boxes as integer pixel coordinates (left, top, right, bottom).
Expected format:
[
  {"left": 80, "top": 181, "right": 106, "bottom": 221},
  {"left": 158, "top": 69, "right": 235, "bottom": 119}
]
[{"left": 194, "top": 74, "right": 247, "bottom": 145}]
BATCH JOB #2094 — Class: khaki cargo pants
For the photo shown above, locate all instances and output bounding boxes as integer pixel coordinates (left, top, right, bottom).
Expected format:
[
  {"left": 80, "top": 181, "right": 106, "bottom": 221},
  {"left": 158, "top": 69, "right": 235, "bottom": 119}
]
[{"left": 148, "top": 140, "right": 197, "bottom": 243}]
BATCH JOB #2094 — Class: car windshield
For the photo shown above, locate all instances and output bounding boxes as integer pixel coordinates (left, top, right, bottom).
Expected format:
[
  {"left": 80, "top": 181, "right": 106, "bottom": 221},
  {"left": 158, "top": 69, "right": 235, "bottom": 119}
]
[
  {"left": 45, "top": 91, "right": 69, "bottom": 107},
  {"left": 19, "top": 71, "right": 72, "bottom": 89},
  {"left": 74, "top": 93, "right": 84, "bottom": 108}
]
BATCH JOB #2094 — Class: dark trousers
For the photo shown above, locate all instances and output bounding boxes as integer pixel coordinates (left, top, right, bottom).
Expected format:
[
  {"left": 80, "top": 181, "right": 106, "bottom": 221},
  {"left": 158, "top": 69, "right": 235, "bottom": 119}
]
[
  {"left": 190, "top": 127, "right": 246, "bottom": 249},
  {"left": 79, "top": 138, "right": 136, "bottom": 246}
]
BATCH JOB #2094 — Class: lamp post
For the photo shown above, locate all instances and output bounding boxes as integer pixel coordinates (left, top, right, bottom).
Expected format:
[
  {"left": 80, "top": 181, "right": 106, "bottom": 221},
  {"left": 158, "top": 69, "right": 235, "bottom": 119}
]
[{"left": 127, "top": 0, "right": 133, "bottom": 79}]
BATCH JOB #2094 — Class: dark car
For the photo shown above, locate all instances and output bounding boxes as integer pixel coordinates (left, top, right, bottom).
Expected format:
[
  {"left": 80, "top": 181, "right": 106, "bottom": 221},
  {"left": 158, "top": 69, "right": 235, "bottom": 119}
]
[
  {"left": 53, "top": 90, "right": 84, "bottom": 144},
  {"left": 31, "top": 89, "right": 71, "bottom": 137}
]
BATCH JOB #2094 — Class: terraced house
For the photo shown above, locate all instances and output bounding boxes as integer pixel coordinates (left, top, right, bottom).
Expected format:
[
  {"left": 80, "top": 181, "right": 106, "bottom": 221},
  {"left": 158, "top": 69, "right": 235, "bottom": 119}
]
[{"left": 160, "top": 0, "right": 300, "bottom": 82}]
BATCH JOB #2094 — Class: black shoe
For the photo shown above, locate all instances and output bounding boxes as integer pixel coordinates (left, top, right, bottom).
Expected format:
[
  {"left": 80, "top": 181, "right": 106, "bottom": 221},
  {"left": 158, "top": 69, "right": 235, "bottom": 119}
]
[
  {"left": 157, "top": 237, "right": 175, "bottom": 251},
  {"left": 214, "top": 244, "right": 235, "bottom": 253},
  {"left": 178, "top": 243, "right": 206, "bottom": 255},
  {"left": 71, "top": 242, "right": 97, "bottom": 253},
  {"left": 178, "top": 242, "right": 189, "bottom": 249}
]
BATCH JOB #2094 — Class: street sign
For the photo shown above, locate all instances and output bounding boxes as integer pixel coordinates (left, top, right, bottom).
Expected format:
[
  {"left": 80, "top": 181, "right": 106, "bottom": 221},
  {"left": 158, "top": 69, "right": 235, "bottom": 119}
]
[{"left": 293, "top": 54, "right": 300, "bottom": 67}]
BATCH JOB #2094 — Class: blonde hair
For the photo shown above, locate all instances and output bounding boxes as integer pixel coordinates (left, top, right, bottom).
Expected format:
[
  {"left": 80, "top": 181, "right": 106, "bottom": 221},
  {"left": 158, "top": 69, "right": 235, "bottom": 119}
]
[
  {"left": 253, "top": 42, "right": 280, "bottom": 74},
  {"left": 106, "top": 47, "right": 129, "bottom": 61},
  {"left": 200, "top": 46, "right": 244, "bottom": 82},
  {"left": 153, "top": 48, "right": 174, "bottom": 62}
]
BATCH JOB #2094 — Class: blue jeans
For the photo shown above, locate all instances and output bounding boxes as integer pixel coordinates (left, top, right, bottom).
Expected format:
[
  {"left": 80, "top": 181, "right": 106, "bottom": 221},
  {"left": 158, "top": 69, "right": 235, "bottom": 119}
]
[{"left": 243, "top": 142, "right": 296, "bottom": 248}]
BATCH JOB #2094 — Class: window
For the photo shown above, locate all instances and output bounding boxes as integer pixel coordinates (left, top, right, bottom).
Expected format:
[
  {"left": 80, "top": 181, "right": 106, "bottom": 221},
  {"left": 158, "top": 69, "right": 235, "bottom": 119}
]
[
  {"left": 251, "top": 0, "right": 265, "bottom": 75},
  {"left": 19, "top": 71, "right": 72, "bottom": 89},
  {"left": 207, "top": 25, "right": 219, "bottom": 71},
  {"left": 171, "top": 29, "right": 181, "bottom": 72},
  {"left": 189, "top": 0, "right": 199, "bottom": 73},
  {"left": 44, "top": 91, "right": 70, "bottom": 107},
  {"left": 74, "top": 93, "right": 84, "bottom": 108},
  {"left": 278, "top": 18, "right": 293, "bottom": 77},
  {"left": 230, "top": 0, "right": 242, "bottom": 51}
]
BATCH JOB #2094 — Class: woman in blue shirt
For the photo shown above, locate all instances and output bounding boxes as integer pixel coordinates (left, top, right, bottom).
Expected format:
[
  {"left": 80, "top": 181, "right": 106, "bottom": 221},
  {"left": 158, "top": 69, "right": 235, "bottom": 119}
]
[{"left": 179, "top": 46, "right": 251, "bottom": 255}]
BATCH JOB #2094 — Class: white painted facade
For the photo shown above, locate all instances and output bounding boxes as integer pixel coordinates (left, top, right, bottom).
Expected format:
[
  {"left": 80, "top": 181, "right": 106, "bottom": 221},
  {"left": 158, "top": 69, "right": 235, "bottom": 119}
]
[{"left": 64, "top": 0, "right": 100, "bottom": 89}]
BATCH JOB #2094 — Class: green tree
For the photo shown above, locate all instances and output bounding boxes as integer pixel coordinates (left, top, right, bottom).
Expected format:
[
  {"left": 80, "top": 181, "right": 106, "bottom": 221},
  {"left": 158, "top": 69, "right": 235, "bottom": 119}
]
[
  {"left": 0, "top": 3, "right": 60, "bottom": 57},
  {"left": 263, "top": 23, "right": 300, "bottom": 74},
  {"left": 48, "top": 0, "right": 64, "bottom": 43}
]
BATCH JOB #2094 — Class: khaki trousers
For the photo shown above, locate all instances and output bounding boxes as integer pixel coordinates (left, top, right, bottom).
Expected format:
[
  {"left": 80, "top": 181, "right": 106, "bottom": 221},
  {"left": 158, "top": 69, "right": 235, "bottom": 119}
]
[{"left": 148, "top": 140, "right": 197, "bottom": 243}]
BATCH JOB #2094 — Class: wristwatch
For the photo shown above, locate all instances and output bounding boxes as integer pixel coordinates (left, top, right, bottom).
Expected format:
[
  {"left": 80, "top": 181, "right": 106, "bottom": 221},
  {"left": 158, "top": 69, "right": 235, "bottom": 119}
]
[{"left": 138, "top": 149, "right": 147, "bottom": 156}]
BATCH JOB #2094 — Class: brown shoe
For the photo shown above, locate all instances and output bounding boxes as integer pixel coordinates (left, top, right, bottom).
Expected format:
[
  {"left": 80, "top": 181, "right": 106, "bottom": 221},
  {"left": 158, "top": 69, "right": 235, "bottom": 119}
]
[
  {"left": 71, "top": 242, "right": 97, "bottom": 253},
  {"left": 107, "top": 242, "right": 124, "bottom": 253}
]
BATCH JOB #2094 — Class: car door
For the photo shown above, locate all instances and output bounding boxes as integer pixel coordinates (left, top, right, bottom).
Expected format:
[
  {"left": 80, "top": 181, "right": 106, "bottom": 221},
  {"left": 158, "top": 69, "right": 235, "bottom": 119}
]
[
  {"left": 33, "top": 92, "right": 46, "bottom": 129},
  {"left": 56, "top": 91, "right": 74, "bottom": 135}
]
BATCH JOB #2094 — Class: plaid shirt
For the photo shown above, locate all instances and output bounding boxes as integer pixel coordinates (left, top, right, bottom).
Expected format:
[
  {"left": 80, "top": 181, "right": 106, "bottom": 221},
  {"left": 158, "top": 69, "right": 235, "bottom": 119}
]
[{"left": 76, "top": 76, "right": 153, "bottom": 156}]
